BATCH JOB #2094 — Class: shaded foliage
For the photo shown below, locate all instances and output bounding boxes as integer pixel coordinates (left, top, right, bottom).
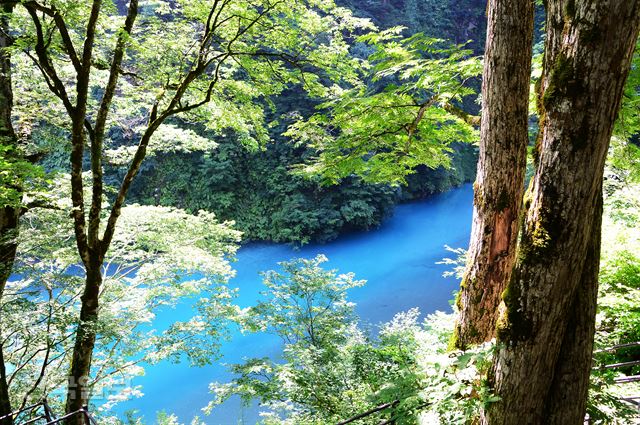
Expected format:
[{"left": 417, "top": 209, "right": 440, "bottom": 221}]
[{"left": 128, "top": 134, "right": 476, "bottom": 244}]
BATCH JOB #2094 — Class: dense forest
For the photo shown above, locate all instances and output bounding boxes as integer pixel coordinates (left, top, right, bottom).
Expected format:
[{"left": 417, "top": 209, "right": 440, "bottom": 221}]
[
  {"left": 122, "top": 0, "right": 486, "bottom": 244},
  {"left": 28, "top": 0, "right": 486, "bottom": 245},
  {"left": 0, "top": 0, "right": 639, "bottom": 425}
]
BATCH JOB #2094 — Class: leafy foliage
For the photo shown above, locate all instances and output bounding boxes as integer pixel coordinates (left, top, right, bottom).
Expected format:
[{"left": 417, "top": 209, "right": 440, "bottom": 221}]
[
  {"left": 0, "top": 144, "right": 44, "bottom": 209},
  {"left": 286, "top": 30, "right": 481, "bottom": 185},
  {"left": 1, "top": 175, "right": 241, "bottom": 415},
  {"left": 207, "top": 256, "right": 497, "bottom": 425},
  {"left": 588, "top": 174, "right": 640, "bottom": 423},
  {"left": 615, "top": 38, "right": 640, "bottom": 140},
  {"left": 243, "top": 255, "right": 365, "bottom": 346}
]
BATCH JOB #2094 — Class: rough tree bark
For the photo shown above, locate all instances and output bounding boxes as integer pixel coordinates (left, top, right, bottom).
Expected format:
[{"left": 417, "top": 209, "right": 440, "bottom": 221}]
[
  {"left": 543, "top": 191, "right": 602, "bottom": 424},
  {"left": 485, "top": 1, "right": 640, "bottom": 423},
  {"left": 454, "top": 0, "right": 534, "bottom": 347},
  {"left": 0, "top": 3, "right": 17, "bottom": 423}
]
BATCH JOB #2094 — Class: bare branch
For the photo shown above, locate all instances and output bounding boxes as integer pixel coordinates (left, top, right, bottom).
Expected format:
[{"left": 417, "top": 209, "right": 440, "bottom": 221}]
[{"left": 18, "top": 288, "right": 54, "bottom": 411}]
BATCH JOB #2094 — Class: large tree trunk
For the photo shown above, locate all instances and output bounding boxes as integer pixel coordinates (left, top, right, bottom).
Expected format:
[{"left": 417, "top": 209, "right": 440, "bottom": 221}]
[
  {"left": 454, "top": 0, "right": 533, "bottom": 348},
  {"left": 0, "top": 2, "right": 18, "bottom": 295},
  {"left": 485, "top": 1, "right": 640, "bottom": 423},
  {"left": 0, "top": 3, "right": 17, "bottom": 423},
  {"left": 543, "top": 191, "right": 602, "bottom": 424},
  {"left": 64, "top": 262, "right": 102, "bottom": 425}
]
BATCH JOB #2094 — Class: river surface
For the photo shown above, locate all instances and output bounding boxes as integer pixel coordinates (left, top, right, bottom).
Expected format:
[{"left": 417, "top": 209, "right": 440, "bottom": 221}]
[{"left": 120, "top": 183, "right": 474, "bottom": 424}]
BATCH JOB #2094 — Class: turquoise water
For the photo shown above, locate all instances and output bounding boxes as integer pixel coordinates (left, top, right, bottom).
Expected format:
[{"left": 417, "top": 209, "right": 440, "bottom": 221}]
[{"left": 122, "top": 183, "right": 474, "bottom": 424}]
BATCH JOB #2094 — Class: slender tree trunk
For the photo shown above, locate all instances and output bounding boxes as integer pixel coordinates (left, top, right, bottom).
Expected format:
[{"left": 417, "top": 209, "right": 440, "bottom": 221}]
[
  {"left": 0, "top": 348, "right": 10, "bottom": 425},
  {"left": 0, "top": 3, "right": 17, "bottom": 423},
  {"left": 64, "top": 262, "right": 102, "bottom": 425},
  {"left": 63, "top": 4, "right": 138, "bottom": 420},
  {"left": 0, "top": 0, "right": 17, "bottom": 293},
  {"left": 454, "top": 0, "right": 534, "bottom": 347},
  {"left": 485, "top": 1, "right": 640, "bottom": 423}
]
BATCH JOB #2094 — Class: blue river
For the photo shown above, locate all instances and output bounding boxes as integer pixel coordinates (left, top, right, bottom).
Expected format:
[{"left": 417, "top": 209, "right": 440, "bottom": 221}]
[{"left": 119, "top": 183, "right": 473, "bottom": 424}]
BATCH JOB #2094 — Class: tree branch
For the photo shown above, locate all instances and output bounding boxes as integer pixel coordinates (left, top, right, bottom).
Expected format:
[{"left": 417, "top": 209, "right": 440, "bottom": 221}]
[
  {"left": 443, "top": 102, "right": 481, "bottom": 126},
  {"left": 23, "top": 1, "right": 81, "bottom": 72},
  {"left": 89, "top": 0, "right": 138, "bottom": 250},
  {"left": 22, "top": 6, "right": 74, "bottom": 115}
]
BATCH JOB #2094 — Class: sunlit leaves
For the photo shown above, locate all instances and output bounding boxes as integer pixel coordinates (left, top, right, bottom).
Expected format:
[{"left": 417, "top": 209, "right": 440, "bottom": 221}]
[
  {"left": 242, "top": 255, "right": 365, "bottom": 347},
  {"left": 287, "top": 31, "right": 481, "bottom": 185},
  {"left": 608, "top": 137, "right": 640, "bottom": 184},
  {"left": 2, "top": 178, "right": 241, "bottom": 412},
  {"left": 0, "top": 144, "right": 45, "bottom": 208},
  {"left": 104, "top": 124, "right": 218, "bottom": 165},
  {"left": 207, "top": 258, "right": 496, "bottom": 425}
]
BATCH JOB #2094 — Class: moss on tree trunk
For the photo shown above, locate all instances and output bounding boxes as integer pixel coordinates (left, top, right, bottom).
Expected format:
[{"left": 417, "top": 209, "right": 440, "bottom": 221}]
[
  {"left": 455, "top": 0, "right": 534, "bottom": 348},
  {"left": 484, "top": 1, "right": 640, "bottom": 423}
]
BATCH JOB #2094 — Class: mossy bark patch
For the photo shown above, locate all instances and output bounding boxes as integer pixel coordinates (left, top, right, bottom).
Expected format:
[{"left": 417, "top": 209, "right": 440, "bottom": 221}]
[{"left": 496, "top": 273, "right": 533, "bottom": 344}]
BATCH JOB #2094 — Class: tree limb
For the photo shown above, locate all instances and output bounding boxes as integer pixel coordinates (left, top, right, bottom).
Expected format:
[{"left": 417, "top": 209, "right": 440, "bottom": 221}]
[
  {"left": 89, "top": 0, "right": 138, "bottom": 250},
  {"left": 23, "top": 1, "right": 81, "bottom": 72},
  {"left": 443, "top": 102, "right": 481, "bottom": 126}
]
